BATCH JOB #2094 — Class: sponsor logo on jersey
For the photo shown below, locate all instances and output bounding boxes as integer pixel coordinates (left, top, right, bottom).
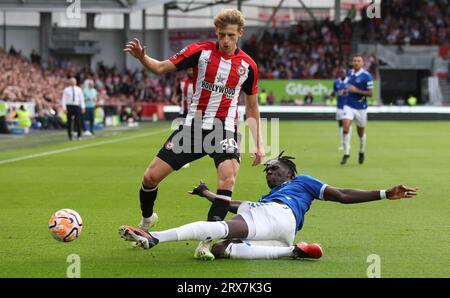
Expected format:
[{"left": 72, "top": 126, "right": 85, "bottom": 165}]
[
  {"left": 172, "top": 47, "right": 187, "bottom": 60},
  {"left": 201, "top": 81, "right": 236, "bottom": 99}
]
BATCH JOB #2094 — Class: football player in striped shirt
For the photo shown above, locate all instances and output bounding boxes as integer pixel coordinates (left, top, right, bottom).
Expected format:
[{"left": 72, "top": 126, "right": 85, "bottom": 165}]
[
  {"left": 124, "top": 8, "right": 264, "bottom": 260},
  {"left": 172, "top": 68, "right": 194, "bottom": 120}
]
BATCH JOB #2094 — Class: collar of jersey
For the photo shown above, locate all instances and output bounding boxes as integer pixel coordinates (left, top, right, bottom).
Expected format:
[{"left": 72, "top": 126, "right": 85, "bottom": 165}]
[
  {"left": 215, "top": 41, "right": 240, "bottom": 58},
  {"left": 351, "top": 68, "right": 364, "bottom": 77},
  {"left": 270, "top": 180, "right": 291, "bottom": 193}
]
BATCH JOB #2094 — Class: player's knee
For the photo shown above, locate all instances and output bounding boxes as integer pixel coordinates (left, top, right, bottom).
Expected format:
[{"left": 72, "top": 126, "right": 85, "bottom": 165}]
[
  {"left": 142, "top": 169, "right": 160, "bottom": 188},
  {"left": 343, "top": 127, "right": 350, "bottom": 134},
  {"left": 218, "top": 175, "right": 236, "bottom": 189},
  {"left": 211, "top": 240, "right": 232, "bottom": 259}
]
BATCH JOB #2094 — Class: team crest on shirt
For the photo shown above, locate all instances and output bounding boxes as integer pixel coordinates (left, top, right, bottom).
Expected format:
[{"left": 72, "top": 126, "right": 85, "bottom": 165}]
[
  {"left": 165, "top": 141, "right": 174, "bottom": 150},
  {"left": 237, "top": 65, "right": 246, "bottom": 76}
]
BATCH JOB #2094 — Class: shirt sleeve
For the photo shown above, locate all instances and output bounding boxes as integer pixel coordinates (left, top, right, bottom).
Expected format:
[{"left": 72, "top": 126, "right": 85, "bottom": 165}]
[
  {"left": 298, "top": 175, "right": 328, "bottom": 200},
  {"left": 61, "top": 88, "right": 67, "bottom": 108},
  {"left": 168, "top": 43, "right": 204, "bottom": 71},
  {"left": 241, "top": 63, "right": 258, "bottom": 95},
  {"left": 366, "top": 73, "right": 373, "bottom": 90}
]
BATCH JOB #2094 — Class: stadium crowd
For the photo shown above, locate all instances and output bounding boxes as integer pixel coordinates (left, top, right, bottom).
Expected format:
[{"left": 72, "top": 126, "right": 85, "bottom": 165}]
[
  {"left": 361, "top": 0, "right": 450, "bottom": 45},
  {"left": 243, "top": 18, "right": 355, "bottom": 79},
  {"left": 0, "top": 47, "right": 174, "bottom": 106},
  {"left": 8, "top": 4, "right": 439, "bottom": 108}
]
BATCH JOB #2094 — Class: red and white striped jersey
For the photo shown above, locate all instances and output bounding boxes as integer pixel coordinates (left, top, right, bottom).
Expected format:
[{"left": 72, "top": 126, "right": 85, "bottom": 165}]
[
  {"left": 169, "top": 41, "right": 258, "bottom": 132},
  {"left": 176, "top": 78, "right": 194, "bottom": 115}
]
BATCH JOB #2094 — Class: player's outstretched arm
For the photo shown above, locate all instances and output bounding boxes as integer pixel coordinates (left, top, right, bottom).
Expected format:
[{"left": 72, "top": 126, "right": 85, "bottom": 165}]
[
  {"left": 323, "top": 184, "right": 418, "bottom": 204},
  {"left": 123, "top": 38, "right": 176, "bottom": 75},
  {"left": 188, "top": 181, "right": 242, "bottom": 214},
  {"left": 245, "top": 93, "right": 265, "bottom": 166}
]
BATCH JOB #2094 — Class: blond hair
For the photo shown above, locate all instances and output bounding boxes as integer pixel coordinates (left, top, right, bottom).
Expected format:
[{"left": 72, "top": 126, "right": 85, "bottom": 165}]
[{"left": 214, "top": 8, "right": 245, "bottom": 31}]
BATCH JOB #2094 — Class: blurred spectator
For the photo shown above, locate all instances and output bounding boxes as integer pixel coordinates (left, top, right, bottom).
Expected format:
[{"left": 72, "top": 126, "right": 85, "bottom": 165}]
[
  {"left": 259, "top": 89, "right": 268, "bottom": 105},
  {"left": 62, "top": 77, "right": 85, "bottom": 140},
  {"left": 83, "top": 80, "right": 97, "bottom": 135},
  {"left": 304, "top": 93, "right": 314, "bottom": 105},
  {"left": 30, "top": 49, "right": 41, "bottom": 65},
  {"left": 15, "top": 105, "right": 31, "bottom": 133},
  {"left": 0, "top": 48, "right": 175, "bottom": 106},
  {"left": 267, "top": 91, "right": 275, "bottom": 105},
  {"left": 9, "top": 45, "right": 17, "bottom": 56}
]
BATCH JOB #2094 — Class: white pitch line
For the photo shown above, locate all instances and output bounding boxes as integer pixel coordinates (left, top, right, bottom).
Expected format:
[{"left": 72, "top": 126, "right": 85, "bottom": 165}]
[{"left": 0, "top": 129, "right": 168, "bottom": 165}]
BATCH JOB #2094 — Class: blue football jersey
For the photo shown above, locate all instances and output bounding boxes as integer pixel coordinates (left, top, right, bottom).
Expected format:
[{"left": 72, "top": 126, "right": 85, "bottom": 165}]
[
  {"left": 258, "top": 175, "right": 328, "bottom": 231},
  {"left": 346, "top": 69, "right": 373, "bottom": 110},
  {"left": 334, "top": 78, "right": 349, "bottom": 109}
]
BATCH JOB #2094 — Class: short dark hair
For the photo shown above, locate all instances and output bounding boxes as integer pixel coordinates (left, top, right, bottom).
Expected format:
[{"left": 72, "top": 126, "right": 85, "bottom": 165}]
[
  {"left": 352, "top": 53, "right": 364, "bottom": 60},
  {"left": 264, "top": 151, "right": 297, "bottom": 178}
]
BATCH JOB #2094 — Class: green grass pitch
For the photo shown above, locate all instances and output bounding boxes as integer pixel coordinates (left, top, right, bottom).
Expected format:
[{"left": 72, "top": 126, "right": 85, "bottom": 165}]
[{"left": 0, "top": 120, "right": 449, "bottom": 277}]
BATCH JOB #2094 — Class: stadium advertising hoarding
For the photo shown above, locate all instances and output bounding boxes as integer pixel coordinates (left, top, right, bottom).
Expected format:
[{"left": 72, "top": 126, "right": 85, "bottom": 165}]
[{"left": 259, "top": 80, "right": 378, "bottom": 104}]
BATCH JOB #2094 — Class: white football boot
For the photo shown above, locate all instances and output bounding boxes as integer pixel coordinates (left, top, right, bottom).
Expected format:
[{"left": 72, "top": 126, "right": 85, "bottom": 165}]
[
  {"left": 194, "top": 240, "right": 215, "bottom": 261},
  {"left": 138, "top": 213, "right": 159, "bottom": 232}
]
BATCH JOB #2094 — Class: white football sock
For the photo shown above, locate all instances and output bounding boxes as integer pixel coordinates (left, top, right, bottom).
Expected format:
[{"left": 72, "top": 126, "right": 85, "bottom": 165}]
[
  {"left": 343, "top": 132, "right": 351, "bottom": 155},
  {"left": 225, "top": 243, "right": 294, "bottom": 259},
  {"left": 338, "top": 126, "right": 344, "bottom": 147},
  {"left": 151, "top": 221, "right": 229, "bottom": 243},
  {"left": 359, "top": 133, "right": 367, "bottom": 153}
]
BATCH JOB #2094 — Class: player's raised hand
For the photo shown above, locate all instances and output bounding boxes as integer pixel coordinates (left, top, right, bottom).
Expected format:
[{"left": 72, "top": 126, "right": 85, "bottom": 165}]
[
  {"left": 123, "top": 38, "right": 146, "bottom": 60},
  {"left": 188, "top": 180, "right": 209, "bottom": 197},
  {"left": 387, "top": 185, "right": 418, "bottom": 200},
  {"left": 252, "top": 146, "right": 265, "bottom": 166}
]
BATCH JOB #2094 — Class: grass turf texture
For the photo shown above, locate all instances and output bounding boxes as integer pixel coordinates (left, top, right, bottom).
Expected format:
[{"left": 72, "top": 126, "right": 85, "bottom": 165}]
[{"left": 0, "top": 121, "right": 449, "bottom": 278}]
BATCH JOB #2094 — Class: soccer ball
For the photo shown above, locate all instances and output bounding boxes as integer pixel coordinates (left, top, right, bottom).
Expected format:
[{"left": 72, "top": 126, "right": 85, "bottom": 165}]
[{"left": 48, "top": 209, "right": 83, "bottom": 242}]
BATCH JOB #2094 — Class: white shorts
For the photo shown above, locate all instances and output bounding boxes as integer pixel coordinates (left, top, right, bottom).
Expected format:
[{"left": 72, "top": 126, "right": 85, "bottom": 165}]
[
  {"left": 237, "top": 202, "right": 296, "bottom": 247},
  {"left": 342, "top": 105, "right": 368, "bottom": 127},
  {"left": 336, "top": 108, "right": 345, "bottom": 121}
]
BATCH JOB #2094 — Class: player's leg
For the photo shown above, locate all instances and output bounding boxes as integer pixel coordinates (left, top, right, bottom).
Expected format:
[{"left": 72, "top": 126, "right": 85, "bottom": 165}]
[
  {"left": 118, "top": 214, "right": 248, "bottom": 249},
  {"left": 209, "top": 202, "right": 314, "bottom": 259},
  {"left": 139, "top": 126, "right": 206, "bottom": 230},
  {"left": 341, "top": 106, "right": 354, "bottom": 165},
  {"left": 212, "top": 158, "right": 240, "bottom": 221},
  {"left": 354, "top": 109, "right": 368, "bottom": 164},
  {"left": 211, "top": 207, "right": 322, "bottom": 260},
  {"left": 66, "top": 107, "right": 73, "bottom": 140},
  {"left": 194, "top": 157, "right": 240, "bottom": 260},
  {"left": 74, "top": 106, "right": 82, "bottom": 139},
  {"left": 341, "top": 118, "right": 352, "bottom": 164},
  {"left": 211, "top": 240, "right": 322, "bottom": 260},
  {"left": 357, "top": 126, "right": 366, "bottom": 164},
  {"left": 138, "top": 157, "right": 174, "bottom": 230},
  {"left": 338, "top": 120, "right": 344, "bottom": 150},
  {"left": 336, "top": 109, "right": 344, "bottom": 150}
]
